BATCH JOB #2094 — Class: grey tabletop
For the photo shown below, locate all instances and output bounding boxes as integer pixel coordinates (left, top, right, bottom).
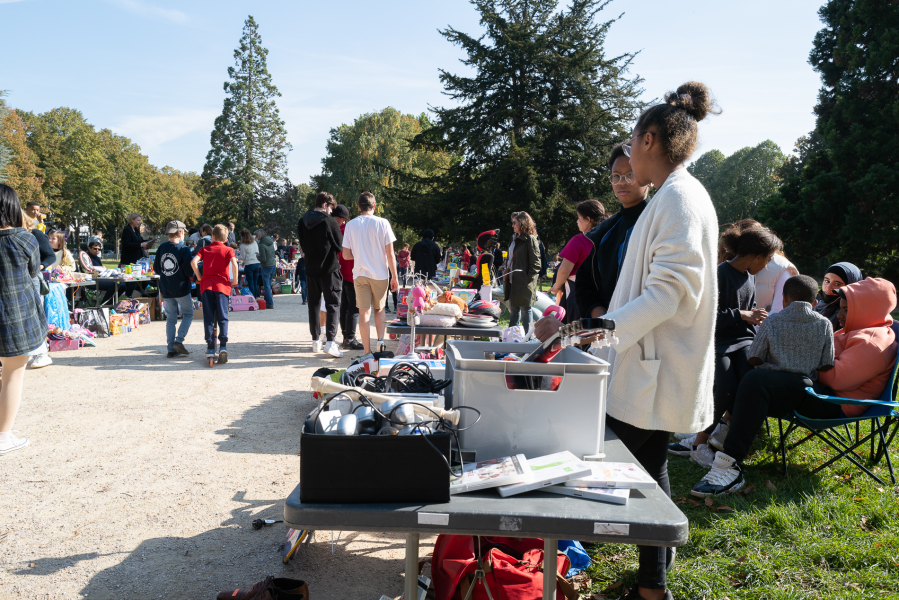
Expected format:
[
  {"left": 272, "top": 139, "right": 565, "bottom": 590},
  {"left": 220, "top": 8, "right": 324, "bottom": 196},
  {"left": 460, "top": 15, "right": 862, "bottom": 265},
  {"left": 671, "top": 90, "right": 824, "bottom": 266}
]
[
  {"left": 57, "top": 280, "right": 97, "bottom": 288},
  {"left": 284, "top": 427, "right": 688, "bottom": 547},
  {"left": 386, "top": 322, "right": 503, "bottom": 338}
]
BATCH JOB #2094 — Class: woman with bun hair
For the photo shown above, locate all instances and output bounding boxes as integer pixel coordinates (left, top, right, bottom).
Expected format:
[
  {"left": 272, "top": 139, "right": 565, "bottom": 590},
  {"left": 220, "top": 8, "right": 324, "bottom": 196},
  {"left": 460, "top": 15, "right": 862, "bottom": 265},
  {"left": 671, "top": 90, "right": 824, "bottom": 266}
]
[{"left": 594, "top": 82, "right": 721, "bottom": 600}]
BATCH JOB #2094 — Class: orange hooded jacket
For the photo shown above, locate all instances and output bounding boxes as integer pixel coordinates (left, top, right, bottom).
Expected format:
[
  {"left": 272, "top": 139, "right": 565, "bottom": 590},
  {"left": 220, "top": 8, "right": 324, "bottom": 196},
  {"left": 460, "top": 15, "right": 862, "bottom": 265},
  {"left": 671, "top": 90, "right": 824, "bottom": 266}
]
[{"left": 818, "top": 277, "right": 897, "bottom": 416}]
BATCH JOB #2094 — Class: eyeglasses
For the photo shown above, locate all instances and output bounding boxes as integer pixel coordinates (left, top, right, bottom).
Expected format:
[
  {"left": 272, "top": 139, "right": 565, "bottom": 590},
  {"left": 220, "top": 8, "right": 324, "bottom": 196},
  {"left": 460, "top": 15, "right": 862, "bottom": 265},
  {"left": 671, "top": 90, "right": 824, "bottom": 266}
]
[
  {"left": 609, "top": 172, "right": 635, "bottom": 185},
  {"left": 89, "top": 246, "right": 101, "bottom": 251},
  {"left": 622, "top": 131, "right": 656, "bottom": 158}
]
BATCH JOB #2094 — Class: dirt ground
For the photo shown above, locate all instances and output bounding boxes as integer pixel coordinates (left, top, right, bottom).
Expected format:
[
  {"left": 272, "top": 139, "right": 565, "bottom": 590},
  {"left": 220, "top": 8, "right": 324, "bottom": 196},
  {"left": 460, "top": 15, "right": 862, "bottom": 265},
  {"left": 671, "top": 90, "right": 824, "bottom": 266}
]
[{"left": 0, "top": 293, "right": 434, "bottom": 599}]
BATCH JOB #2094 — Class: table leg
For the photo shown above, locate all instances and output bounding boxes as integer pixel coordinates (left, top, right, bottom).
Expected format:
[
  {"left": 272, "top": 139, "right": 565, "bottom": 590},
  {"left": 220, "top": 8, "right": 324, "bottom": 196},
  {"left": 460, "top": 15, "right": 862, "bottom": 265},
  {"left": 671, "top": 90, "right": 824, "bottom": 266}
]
[
  {"left": 404, "top": 532, "right": 420, "bottom": 600},
  {"left": 543, "top": 536, "right": 557, "bottom": 600}
]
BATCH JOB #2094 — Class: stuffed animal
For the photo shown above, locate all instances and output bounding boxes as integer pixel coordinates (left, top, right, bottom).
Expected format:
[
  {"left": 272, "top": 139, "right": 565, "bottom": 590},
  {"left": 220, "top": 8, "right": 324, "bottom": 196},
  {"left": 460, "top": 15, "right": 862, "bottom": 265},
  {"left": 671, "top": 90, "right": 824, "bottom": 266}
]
[
  {"left": 410, "top": 285, "right": 435, "bottom": 314},
  {"left": 439, "top": 290, "right": 468, "bottom": 312}
]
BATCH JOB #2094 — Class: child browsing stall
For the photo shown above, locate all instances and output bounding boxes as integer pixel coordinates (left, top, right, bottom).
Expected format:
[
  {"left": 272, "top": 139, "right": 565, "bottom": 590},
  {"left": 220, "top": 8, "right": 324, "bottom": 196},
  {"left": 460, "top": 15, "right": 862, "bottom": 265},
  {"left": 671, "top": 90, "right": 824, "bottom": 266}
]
[
  {"left": 191, "top": 225, "right": 237, "bottom": 364},
  {"left": 154, "top": 221, "right": 196, "bottom": 358}
]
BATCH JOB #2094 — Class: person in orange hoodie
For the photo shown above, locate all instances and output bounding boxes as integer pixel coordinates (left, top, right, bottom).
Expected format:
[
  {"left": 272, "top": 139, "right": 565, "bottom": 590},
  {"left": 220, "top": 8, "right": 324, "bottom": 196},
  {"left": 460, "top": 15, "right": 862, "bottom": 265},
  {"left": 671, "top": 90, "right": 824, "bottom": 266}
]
[
  {"left": 817, "top": 277, "right": 898, "bottom": 416},
  {"left": 691, "top": 276, "right": 897, "bottom": 497}
]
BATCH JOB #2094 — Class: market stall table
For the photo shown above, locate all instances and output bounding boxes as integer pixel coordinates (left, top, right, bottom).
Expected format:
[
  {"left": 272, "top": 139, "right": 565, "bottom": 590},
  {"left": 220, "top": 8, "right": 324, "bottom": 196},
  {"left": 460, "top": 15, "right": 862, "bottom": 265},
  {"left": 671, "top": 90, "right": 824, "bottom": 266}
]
[
  {"left": 386, "top": 321, "right": 503, "bottom": 342},
  {"left": 58, "top": 280, "right": 98, "bottom": 313},
  {"left": 284, "top": 427, "right": 688, "bottom": 600},
  {"left": 92, "top": 274, "right": 159, "bottom": 307}
]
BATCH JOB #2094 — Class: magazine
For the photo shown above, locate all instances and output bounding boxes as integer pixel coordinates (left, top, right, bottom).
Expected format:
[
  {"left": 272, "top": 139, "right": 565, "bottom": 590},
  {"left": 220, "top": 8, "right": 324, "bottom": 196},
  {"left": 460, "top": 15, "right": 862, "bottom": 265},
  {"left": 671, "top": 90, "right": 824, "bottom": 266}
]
[
  {"left": 450, "top": 454, "right": 530, "bottom": 494},
  {"left": 545, "top": 485, "right": 630, "bottom": 505},
  {"left": 497, "top": 451, "right": 592, "bottom": 497},
  {"left": 563, "top": 462, "right": 657, "bottom": 490}
]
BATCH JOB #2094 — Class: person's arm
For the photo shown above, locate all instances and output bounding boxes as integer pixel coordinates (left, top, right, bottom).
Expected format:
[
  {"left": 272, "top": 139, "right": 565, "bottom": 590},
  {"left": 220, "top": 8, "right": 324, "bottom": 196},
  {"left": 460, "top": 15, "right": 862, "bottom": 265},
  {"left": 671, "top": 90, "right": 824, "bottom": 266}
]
[
  {"left": 27, "top": 240, "right": 40, "bottom": 278},
  {"left": 230, "top": 257, "right": 239, "bottom": 286},
  {"left": 527, "top": 237, "right": 541, "bottom": 278},
  {"left": 574, "top": 242, "right": 607, "bottom": 318},
  {"left": 747, "top": 321, "right": 770, "bottom": 366},
  {"left": 341, "top": 223, "right": 353, "bottom": 260},
  {"left": 386, "top": 243, "right": 398, "bottom": 292},
  {"left": 190, "top": 253, "right": 202, "bottom": 280},
  {"left": 818, "top": 321, "right": 835, "bottom": 371},
  {"left": 550, "top": 259, "right": 575, "bottom": 295},
  {"left": 818, "top": 336, "right": 889, "bottom": 391},
  {"left": 153, "top": 251, "right": 162, "bottom": 274},
  {"left": 770, "top": 268, "right": 794, "bottom": 314}
]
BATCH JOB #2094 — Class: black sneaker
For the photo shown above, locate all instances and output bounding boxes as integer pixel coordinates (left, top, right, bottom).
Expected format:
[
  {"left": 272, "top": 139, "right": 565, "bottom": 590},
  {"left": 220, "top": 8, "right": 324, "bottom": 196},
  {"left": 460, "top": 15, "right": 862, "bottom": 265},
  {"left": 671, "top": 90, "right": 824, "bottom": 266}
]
[
  {"left": 691, "top": 451, "right": 745, "bottom": 497},
  {"left": 342, "top": 339, "right": 364, "bottom": 351},
  {"left": 668, "top": 434, "right": 696, "bottom": 457},
  {"left": 620, "top": 587, "right": 673, "bottom": 600},
  {"left": 166, "top": 351, "right": 178, "bottom": 358},
  {"left": 173, "top": 342, "right": 189, "bottom": 355}
]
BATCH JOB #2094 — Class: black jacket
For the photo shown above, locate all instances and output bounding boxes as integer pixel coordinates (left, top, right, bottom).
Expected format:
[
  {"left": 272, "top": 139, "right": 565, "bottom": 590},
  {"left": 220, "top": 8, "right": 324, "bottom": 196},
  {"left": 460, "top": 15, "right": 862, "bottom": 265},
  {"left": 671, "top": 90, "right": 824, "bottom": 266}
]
[
  {"left": 31, "top": 229, "right": 55, "bottom": 269},
  {"left": 410, "top": 238, "right": 441, "bottom": 279},
  {"left": 575, "top": 201, "right": 647, "bottom": 317},
  {"left": 154, "top": 242, "right": 194, "bottom": 299},
  {"left": 120, "top": 225, "right": 145, "bottom": 265},
  {"left": 297, "top": 210, "right": 343, "bottom": 277},
  {"left": 716, "top": 261, "right": 757, "bottom": 354}
]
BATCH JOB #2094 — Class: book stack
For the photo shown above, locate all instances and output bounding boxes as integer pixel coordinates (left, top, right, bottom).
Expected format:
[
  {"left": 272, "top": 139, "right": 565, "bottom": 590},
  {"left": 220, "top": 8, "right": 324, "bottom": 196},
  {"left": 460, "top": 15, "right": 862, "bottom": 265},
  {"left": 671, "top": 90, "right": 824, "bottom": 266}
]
[{"left": 544, "top": 462, "right": 657, "bottom": 505}]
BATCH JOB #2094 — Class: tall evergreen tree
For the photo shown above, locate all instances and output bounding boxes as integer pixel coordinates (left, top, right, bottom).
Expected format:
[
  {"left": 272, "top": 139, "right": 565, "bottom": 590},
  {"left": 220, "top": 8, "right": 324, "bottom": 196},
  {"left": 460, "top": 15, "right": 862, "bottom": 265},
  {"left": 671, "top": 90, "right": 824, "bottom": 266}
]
[
  {"left": 757, "top": 0, "right": 899, "bottom": 279},
  {"left": 390, "top": 0, "right": 645, "bottom": 246},
  {"left": 203, "top": 15, "right": 291, "bottom": 226}
]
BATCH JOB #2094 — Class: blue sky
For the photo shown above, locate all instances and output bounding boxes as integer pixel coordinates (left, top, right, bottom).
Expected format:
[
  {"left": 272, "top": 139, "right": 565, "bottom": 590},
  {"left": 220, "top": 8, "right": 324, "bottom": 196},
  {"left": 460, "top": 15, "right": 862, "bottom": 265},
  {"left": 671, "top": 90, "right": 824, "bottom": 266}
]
[{"left": 2, "top": 0, "right": 826, "bottom": 184}]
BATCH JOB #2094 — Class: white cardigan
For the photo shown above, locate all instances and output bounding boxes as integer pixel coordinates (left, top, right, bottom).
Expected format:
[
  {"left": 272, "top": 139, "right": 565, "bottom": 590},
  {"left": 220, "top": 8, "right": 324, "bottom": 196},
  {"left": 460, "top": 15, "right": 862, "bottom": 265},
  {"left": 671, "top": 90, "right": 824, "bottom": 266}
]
[{"left": 601, "top": 168, "right": 719, "bottom": 433}]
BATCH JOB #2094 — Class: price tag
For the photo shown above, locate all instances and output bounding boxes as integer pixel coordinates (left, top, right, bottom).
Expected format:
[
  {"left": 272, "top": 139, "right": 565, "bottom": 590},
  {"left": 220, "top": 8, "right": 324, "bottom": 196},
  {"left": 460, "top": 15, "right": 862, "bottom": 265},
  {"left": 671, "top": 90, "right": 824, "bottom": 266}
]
[{"left": 418, "top": 513, "right": 449, "bottom": 526}]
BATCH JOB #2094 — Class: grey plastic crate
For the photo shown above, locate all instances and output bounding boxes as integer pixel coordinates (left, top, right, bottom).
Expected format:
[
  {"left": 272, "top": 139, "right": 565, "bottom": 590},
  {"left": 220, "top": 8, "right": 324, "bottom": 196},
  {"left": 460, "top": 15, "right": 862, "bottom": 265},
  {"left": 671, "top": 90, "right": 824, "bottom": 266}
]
[{"left": 445, "top": 340, "right": 609, "bottom": 462}]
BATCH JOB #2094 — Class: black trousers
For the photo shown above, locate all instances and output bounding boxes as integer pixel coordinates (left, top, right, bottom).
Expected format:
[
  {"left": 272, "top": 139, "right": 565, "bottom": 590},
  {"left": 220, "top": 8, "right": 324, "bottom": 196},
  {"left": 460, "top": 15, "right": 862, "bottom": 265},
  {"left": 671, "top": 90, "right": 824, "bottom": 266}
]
[
  {"left": 606, "top": 415, "right": 672, "bottom": 590},
  {"left": 704, "top": 347, "right": 754, "bottom": 434},
  {"left": 723, "top": 369, "right": 841, "bottom": 462},
  {"left": 340, "top": 279, "right": 359, "bottom": 342},
  {"left": 307, "top": 272, "right": 342, "bottom": 342}
]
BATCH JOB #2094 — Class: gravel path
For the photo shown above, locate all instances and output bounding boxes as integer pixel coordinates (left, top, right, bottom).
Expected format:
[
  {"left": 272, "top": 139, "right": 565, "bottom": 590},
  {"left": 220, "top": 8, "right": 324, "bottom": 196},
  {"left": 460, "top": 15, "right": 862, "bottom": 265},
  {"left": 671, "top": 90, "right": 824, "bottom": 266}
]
[{"left": 0, "top": 293, "right": 433, "bottom": 599}]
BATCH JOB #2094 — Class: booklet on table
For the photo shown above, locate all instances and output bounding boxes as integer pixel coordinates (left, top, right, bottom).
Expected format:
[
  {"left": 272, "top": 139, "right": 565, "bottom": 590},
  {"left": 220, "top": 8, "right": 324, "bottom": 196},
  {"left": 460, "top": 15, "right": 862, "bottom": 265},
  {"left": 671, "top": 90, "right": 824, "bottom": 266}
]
[
  {"left": 545, "top": 485, "right": 630, "bottom": 505},
  {"left": 562, "top": 462, "right": 657, "bottom": 490},
  {"left": 497, "top": 450, "right": 592, "bottom": 497},
  {"left": 450, "top": 454, "right": 530, "bottom": 495}
]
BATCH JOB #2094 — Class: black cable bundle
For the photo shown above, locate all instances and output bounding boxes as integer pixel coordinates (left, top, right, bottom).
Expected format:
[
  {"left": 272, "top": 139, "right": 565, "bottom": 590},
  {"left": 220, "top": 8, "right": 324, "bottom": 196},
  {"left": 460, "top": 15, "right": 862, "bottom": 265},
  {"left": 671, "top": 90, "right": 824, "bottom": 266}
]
[{"left": 349, "top": 361, "right": 452, "bottom": 395}]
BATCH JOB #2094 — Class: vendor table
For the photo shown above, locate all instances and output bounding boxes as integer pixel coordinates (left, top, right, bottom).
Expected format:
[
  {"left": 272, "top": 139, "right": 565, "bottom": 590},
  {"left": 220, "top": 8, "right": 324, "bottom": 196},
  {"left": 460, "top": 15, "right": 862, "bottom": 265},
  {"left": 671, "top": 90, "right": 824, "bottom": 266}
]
[
  {"left": 93, "top": 275, "right": 159, "bottom": 307},
  {"left": 386, "top": 322, "right": 503, "bottom": 341},
  {"left": 284, "top": 427, "right": 688, "bottom": 600},
  {"left": 58, "top": 280, "right": 97, "bottom": 313}
]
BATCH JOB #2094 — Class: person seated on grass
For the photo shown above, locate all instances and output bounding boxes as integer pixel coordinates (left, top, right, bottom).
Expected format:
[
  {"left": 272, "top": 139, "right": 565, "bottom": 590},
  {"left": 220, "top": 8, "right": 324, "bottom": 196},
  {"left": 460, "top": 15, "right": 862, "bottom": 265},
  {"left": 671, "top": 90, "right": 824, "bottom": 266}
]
[
  {"left": 669, "top": 223, "right": 781, "bottom": 468},
  {"left": 691, "top": 276, "right": 897, "bottom": 497}
]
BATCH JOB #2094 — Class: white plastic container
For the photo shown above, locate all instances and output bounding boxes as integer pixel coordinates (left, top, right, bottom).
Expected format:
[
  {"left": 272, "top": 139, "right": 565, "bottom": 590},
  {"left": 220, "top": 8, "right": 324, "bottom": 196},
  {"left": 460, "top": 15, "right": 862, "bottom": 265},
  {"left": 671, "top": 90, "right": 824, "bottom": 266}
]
[{"left": 445, "top": 340, "right": 609, "bottom": 461}]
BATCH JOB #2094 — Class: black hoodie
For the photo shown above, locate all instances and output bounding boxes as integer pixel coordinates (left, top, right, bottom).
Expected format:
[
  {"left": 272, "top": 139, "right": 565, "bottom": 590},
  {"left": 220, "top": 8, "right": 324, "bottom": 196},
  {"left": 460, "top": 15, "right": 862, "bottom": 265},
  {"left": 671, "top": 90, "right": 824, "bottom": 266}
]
[{"left": 297, "top": 209, "right": 343, "bottom": 277}]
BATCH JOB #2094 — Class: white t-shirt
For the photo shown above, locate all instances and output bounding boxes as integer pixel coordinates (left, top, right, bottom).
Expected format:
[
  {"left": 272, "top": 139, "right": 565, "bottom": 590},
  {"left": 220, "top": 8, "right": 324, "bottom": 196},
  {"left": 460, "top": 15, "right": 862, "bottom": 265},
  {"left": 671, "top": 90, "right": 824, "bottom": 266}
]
[{"left": 342, "top": 214, "right": 396, "bottom": 281}]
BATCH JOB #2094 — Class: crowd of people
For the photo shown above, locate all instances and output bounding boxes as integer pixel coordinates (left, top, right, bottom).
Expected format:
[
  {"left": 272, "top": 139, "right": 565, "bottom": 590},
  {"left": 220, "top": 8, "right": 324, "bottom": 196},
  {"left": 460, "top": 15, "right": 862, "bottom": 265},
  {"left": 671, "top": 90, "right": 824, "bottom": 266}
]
[{"left": 2, "top": 79, "right": 897, "bottom": 600}]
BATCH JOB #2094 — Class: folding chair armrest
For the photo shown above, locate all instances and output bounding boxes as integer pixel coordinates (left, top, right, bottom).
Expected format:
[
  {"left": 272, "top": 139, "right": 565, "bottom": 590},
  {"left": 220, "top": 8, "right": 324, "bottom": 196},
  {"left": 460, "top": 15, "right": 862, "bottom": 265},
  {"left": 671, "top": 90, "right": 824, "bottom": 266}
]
[{"left": 804, "top": 387, "right": 899, "bottom": 408}]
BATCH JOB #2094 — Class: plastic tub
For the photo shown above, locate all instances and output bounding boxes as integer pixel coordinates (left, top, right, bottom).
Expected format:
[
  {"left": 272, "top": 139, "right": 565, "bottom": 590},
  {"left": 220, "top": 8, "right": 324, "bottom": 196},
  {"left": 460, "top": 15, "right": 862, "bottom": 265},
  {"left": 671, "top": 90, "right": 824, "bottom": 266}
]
[{"left": 445, "top": 340, "right": 609, "bottom": 461}]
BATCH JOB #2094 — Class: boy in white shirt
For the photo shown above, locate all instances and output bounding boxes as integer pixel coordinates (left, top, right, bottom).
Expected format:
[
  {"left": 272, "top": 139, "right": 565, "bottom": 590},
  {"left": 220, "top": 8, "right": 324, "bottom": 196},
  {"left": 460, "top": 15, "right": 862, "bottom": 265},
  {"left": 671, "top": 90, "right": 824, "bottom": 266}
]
[{"left": 341, "top": 192, "right": 398, "bottom": 354}]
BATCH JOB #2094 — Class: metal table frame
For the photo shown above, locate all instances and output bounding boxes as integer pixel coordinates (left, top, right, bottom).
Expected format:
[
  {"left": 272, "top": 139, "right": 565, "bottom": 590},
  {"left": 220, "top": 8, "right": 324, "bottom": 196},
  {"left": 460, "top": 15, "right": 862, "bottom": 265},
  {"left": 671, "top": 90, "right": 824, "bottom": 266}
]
[
  {"left": 387, "top": 323, "right": 503, "bottom": 341},
  {"left": 57, "top": 280, "right": 97, "bottom": 313},
  {"left": 284, "top": 428, "right": 688, "bottom": 600},
  {"left": 92, "top": 275, "right": 159, "bottom": 306}
]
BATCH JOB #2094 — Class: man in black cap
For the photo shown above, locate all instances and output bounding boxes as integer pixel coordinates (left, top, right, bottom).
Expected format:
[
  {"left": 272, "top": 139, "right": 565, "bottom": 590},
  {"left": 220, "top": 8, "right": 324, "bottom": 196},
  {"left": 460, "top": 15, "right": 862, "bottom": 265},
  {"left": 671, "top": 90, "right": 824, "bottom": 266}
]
[
  {"left": 410, "top": 229, "right": 441, "bottom": 281},
  {"left": 154, "top": 220, "right": 195, "bottom": 358}
]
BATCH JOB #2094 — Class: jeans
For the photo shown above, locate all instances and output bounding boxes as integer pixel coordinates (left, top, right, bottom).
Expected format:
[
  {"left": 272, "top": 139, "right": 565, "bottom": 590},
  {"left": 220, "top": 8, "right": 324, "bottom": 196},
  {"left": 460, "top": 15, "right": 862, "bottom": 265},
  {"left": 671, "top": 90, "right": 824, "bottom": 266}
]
[
  {"left": 508, "top": 305, "right": 532, "bottom": 334},
  {"left": 260, "top": 265, "right": 276, "bottom": 308},
  {"left": 398, "top": 266, "right": 408, "bottom": 287},
  {"left": 340, "top": 279, "right": 359, "bottom": 341},
  {"left": 308, "top": 272, "right": 342, "bottom": 342},
  {"left": 243, "top": 263, "right": 261, "bottom": 297},
  {"left": 607, "top": 415, "right": 673, "bottom": 590},
  {"left": 200, "top": 290, "right": 229, "bottom": 348},
  {"left": 296, "top": 269, "right": 307, "bottom": 301},
  {"left": 705, "top": 347, "right": 754, "bottom": 434},
  {"left": 162, "top": 295, "right": 194, "bottom": 352},
  {"left": 723, "top": 369, "right": 841, "bottom": 462}
]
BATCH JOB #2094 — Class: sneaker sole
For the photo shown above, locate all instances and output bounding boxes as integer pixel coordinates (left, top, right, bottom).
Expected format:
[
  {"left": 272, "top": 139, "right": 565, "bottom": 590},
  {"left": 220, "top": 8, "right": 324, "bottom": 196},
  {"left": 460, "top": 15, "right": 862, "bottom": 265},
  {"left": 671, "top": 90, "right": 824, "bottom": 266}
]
[
  {"left": 29, "top": 361, "right": 51, "bottom": 369},
  {"left": 668, "top": 448, "right": 693, "bottom": 457},
  {"left": 690, "top": 478, "right": 745, "bottom": 498},
  {"left": 0, "top": 438, "right": 30, "bottom": 455},
  {"left": 218, "top": 350, "right": 228, "bottom": 364}
]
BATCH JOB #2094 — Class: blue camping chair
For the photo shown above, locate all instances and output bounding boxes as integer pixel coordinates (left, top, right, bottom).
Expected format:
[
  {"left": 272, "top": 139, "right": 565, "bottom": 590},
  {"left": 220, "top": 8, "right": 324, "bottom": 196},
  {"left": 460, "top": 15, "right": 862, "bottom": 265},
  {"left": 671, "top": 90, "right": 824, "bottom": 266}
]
[{"left": 775, "top": 321, "right": 899, "bottom": 485}]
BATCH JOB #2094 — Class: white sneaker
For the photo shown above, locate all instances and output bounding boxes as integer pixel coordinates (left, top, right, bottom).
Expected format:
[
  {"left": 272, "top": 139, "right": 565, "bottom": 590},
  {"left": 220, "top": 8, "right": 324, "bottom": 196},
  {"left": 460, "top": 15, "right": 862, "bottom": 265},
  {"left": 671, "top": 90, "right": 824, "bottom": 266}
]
[
  {"left": 324, "top": 341, "right": 344, "bottom": 358},
  {"left": 28, "top": 354, "right": 53, "bottom": 369},
  {"left": 0, "top": 434, "right": 30, "bottom": 455},
  {"left": 674, "top": 432, "right": 695, "bottom": 440},
  {"left": 709, "top": 421, "right": 729, "bottom": 451},
  {"left": 312, "top": 340, "right": 323, "bottom": 353},
  {"left": 668, "top": 434, "right": 696, "bottom": 457},
  {"left": 691, "top": 451, "right": 745, "bottom": 497},
  {"left": 690, "top": 442, "right": 716, "bottom": 468}
]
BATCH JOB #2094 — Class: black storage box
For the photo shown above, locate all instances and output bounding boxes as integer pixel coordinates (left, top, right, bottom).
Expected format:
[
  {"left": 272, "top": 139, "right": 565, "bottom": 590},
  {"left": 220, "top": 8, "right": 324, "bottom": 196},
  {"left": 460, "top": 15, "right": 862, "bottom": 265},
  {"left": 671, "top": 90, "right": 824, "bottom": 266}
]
[{"left": 299, "top": 432, "right": 452, "bottom": 504}]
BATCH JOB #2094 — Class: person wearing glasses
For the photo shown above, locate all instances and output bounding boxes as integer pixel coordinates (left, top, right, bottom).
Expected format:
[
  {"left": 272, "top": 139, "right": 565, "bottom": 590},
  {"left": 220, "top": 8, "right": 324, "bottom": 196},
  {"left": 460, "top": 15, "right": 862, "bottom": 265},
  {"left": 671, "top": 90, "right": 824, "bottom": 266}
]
[{"left": 79, "top": 237, "right": 125, "bottom": 305}]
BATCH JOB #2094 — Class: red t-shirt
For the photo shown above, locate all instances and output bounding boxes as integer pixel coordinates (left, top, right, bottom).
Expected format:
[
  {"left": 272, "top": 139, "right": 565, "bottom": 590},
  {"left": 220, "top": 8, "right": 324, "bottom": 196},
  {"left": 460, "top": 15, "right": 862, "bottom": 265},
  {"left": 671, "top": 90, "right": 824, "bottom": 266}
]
[
  {"left": 461, "top": 250, "right": 471, "bottom": 270},
  {"left": 197, "top": 242, "right": 235, "bottom": 295},
  {"left": 559, "top": 234, "right": 592, "bottom": 276},
  {"left": 338, "top": 223, "right": 354, "bottom": 282},
  {"left": 397, "top": 249, "right": 410, "bottom": 268}
]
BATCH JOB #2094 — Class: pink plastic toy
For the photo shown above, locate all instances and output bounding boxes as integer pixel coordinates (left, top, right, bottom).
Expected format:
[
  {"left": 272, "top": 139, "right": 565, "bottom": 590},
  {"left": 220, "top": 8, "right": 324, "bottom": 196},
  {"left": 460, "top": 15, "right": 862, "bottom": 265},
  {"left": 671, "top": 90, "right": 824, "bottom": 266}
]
[
  {"left": 410, "top": 285, "right": 429, "bottom": 315},
  {"left": 230, "top": 295, "right": 259, "bottom": 312}
]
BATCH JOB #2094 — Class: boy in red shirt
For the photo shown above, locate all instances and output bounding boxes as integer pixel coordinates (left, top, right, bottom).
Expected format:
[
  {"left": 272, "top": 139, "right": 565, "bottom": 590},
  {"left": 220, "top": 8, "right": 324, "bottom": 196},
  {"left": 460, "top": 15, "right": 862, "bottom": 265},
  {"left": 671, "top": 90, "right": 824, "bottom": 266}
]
[{"left": 191, "top": 224, "right": 238, "bottom": 363}]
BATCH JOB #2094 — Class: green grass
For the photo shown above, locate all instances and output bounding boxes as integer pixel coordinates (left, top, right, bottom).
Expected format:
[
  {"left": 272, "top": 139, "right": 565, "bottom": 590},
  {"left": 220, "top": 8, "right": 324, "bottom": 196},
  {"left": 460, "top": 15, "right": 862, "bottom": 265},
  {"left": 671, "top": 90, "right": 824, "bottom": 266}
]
[{"left": 581, "top": 425, "right": 899, "bottom": 599}]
